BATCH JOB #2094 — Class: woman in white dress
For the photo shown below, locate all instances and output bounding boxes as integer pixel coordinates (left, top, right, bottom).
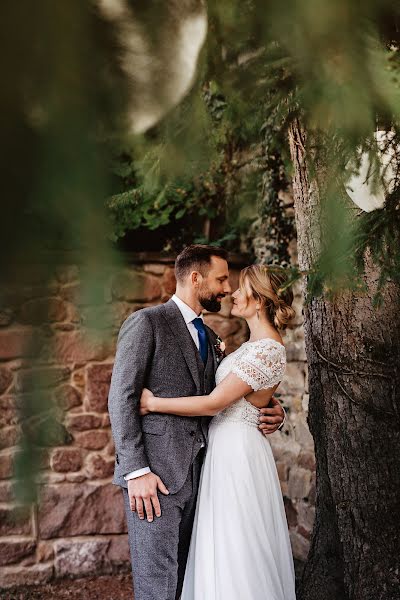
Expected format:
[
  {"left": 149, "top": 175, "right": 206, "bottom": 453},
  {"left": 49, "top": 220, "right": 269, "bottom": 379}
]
[{"left": 140, "top": 264, "right": 297, "bottom": 600}]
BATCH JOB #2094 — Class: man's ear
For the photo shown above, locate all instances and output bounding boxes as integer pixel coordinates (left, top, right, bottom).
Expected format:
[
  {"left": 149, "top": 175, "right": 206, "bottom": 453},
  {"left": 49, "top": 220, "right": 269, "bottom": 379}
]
[{"left": 191, "top": 270, "right": 202, "bottom": 287}]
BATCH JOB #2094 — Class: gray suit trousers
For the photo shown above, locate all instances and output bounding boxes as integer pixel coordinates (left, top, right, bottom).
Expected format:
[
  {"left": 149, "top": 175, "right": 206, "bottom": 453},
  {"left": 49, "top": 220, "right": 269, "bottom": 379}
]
[{"left": 123, "top": 449, "right": 204, "bottom": 600}]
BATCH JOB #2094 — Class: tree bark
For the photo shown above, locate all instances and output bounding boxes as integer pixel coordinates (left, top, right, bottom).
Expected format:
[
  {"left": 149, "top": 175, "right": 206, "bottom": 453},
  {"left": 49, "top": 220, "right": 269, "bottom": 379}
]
[{"left": 288, "top": 119, "right": 400, "bottom": 600}]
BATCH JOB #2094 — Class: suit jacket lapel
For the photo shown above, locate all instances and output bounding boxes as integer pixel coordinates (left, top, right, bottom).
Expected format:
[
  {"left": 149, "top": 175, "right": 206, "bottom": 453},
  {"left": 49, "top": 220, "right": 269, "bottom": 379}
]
[{"left": 161, "top": 299, "right": 201, "bottom": 391}]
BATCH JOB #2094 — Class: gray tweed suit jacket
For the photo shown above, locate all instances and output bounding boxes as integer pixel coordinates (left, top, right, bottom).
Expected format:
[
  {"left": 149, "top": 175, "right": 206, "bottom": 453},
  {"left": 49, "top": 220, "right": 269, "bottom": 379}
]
[{"left": 108, "top": 299, "right": 219, "bottom": 494}]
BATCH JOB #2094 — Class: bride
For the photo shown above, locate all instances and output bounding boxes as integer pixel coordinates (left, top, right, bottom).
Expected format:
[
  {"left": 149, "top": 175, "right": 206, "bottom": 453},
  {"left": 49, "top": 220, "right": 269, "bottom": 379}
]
[{"left": 140, "top": 264, "right": 297, "bottom": 600}]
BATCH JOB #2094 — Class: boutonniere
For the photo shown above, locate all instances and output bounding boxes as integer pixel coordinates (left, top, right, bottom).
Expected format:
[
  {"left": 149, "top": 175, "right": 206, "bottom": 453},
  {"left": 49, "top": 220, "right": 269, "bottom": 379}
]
[{"left": 214, "top": 336, "right": 226, "bottom": 360}]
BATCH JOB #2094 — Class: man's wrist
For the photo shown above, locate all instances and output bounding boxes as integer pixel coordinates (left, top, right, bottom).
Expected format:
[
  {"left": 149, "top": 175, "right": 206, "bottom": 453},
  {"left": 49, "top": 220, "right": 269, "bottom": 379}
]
[
  {"left": 124, "top": 466, "right": 151, "bottom": 481},
  {"left": 149, "top": 396, "right": 158, "bottom": 413}
]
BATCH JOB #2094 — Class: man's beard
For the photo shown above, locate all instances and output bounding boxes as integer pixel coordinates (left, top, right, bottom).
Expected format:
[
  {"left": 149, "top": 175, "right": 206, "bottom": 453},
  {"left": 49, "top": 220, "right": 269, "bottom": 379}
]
[{"left": 199, "top": 293, "right": 224, "bottom": 313}]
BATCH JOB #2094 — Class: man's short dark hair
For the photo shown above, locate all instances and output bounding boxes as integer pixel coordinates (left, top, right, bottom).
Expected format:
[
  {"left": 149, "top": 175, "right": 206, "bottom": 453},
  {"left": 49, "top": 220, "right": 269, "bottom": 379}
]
[{"left": 175, "top": 245, "right": 228, "bottom": 282}]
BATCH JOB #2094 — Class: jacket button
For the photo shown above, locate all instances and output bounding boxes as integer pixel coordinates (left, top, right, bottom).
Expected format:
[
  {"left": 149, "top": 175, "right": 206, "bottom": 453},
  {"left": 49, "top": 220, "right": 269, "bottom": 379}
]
[
  {"left": 196, "top": 438, "right": 203, "bottom": 444},
  {"left": 189, "top": 431, "right": 196, "bottom": 436}
]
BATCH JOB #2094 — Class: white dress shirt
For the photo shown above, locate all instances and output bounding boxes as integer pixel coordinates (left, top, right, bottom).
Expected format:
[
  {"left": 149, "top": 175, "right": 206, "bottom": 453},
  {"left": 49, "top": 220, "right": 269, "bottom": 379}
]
[{"left": 124, "top": 295, "right": 203, "bottom": 481}]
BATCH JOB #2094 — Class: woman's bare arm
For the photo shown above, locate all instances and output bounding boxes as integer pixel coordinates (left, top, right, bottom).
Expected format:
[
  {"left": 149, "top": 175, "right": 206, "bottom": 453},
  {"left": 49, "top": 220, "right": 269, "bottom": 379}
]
[{"left": 141, "top": 372, "right": 276, "bottom": 417}]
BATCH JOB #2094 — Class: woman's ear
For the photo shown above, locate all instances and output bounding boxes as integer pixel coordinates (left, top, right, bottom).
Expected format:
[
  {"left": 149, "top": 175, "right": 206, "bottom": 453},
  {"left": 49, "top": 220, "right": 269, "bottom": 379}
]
[{"left": 255, "top": 293, "right": 262, "bottom": 309}]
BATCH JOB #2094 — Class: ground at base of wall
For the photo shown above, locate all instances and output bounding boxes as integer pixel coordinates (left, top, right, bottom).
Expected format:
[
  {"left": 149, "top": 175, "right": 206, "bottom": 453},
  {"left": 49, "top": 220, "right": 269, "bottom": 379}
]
[
  {"left": 1, "top": 562, "right": 304, "bottom": 599},
  {"left": 1, "top": 574, "right": 133, "bottom": 600}
]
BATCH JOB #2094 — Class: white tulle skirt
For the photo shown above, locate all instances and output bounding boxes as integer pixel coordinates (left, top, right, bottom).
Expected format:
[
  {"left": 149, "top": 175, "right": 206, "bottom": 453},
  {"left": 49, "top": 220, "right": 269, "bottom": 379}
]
[{"left": 181, "top": 418, "right": 296, "bottom": 600}]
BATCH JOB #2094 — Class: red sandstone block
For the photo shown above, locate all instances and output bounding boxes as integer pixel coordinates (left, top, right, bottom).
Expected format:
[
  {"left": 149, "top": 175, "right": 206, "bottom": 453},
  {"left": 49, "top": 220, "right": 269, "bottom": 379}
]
[
  {"left": 0, "top": 396, "right": 18, "bottom": 428},
  {"left": 87, "top": 364, "right": 113, "bottom": 385},
  {"left": 276, "top": 461, "right": 289, "bottom": 482},
  {"left": 54, "top": 538, "right": 110, "bottom": 577},
  {"left": 102, "top": 414, "right": 111, "bottom": 427},
  {"left": 162, "top": 267, "right": 176, "bottom": 296},
  {"left": 108, "top": 534, "right": 130, "bottom": 566},
  {"left": 0, "top": 505, "right": 32, "bottom": 536},
  {"left": 297, "top": 524, "right": 312, "bottom": 540},
  {"left": 288, "top": 466, "right": 312, "bottom": 500},
  {"left": 74, "top": 430, "right": 109, "bottom": 450},
  {"left": 19, "top": 297, "right": 67, "bottom": 325},
  {"left": 283, "top": 496, "right": 298, "bottom": 528},
  {"left": 111, "top": 270, "right": 161, "bottom": 302},
  {"left": 54, "top": 384, "right": 82, "bottom": 410},
  {"left": 143, "top": 263, "right": 166, "bottom": 275},
  {"left": 0, "top": 330, "right": 31, "bottom": 360},
  {"left": 86, "top": 453, "right": 115, "bottom": 479},
  {"left": 85, "top": 363, "right": 113, "bottom": 412},
  {"left": 289, "top": 530, "right": 310, "bottom": 562},
  {"left": 37, "top": 540, "right": 54, "bottom": 562},
  {"left": 80, "top": 305, "right": 116, "bottom": 331},
  {"left": 298, "top": 450, "right": 316, "bottom": 471},
  {"left": 0, "top": 449, "right": 15, "bottom": 479},
  {"left": 0, "top": 481, "right": 14, "bottom": 502},
  {"left": 106, "top": 438, "right": 115, "bottom": 456},
  {"left": 203, "top": 314, "right": 241, "bottom": 338},
  {"left": 0, "top": 366, "right": 13, "bottom": 394},
  {"left": 53, "top": 331, "right": 109, "bottom": 363},
  {"left": 38, "top": 448, "right": 50, "bottom": 471},
  {"left": 50, "top": 448, "right": 83, "bottom": 473},
  {"left": 297, "top": 502, "right": 315, "bottom": 535},
  {"left": 0, "top": 563, "right": 53, "bottom": 588},
  {"left": 38, "top": 483, "right": 127, "bottom": 538},
  {"left": 0, "top": 425, "right": 20, "bottom": 450},
  {"left": 15, "top": 367, "right": 70, "bottom": 393},
  {"left": 111, "top": 302, "right": 135, "bottom": 329},
  {"left": 0, "top": 539, "right": 36, "bottom": 566},
  {"left": 65, "top": 413, "right": 102, "bottom": 432}
]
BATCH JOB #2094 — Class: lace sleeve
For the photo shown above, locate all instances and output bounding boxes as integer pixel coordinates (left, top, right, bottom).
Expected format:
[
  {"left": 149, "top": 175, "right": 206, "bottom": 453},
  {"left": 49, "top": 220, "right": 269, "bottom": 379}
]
[{"left": 230, "top": 339, "right": 286, "bottom": 391}]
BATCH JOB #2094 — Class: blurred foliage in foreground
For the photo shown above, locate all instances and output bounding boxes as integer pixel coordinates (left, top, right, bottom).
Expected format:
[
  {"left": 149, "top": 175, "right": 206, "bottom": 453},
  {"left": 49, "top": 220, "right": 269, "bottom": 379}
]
[
  {"left": 210, "top": 0, "right": 400, "bottom": 299},
  {"left": 106, "top": 0, "right": 400, "bottom": 299},
  {"left": 1, "top": 1, "right": 400, "bottom": 501},
  {"left": 2, "top": 1, "right": 399, "bottom": 289}
]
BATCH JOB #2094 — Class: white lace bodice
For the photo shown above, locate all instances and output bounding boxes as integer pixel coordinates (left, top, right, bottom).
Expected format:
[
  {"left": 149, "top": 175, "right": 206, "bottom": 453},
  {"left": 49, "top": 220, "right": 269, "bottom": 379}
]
[{"left": 211, "top": 338, "right": 286, "bottom": 429}]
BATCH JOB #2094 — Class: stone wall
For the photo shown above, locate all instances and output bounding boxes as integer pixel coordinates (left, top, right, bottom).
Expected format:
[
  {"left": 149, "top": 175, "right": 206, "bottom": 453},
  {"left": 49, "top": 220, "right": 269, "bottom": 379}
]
[{"left": 0, "top": 257, "right": 313, "bottom": 589}]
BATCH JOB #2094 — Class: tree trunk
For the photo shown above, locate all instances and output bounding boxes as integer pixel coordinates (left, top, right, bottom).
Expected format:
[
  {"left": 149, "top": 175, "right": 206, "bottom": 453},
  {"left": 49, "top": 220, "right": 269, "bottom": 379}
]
[{"left": 288, "top": 119, "right": 400, "bottom": 600}]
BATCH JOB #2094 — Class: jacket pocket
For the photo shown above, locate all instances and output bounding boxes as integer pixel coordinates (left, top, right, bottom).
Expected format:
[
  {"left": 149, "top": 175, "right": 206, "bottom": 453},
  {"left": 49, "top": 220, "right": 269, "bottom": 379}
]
[{"left": 142, "top": 416, "right": 167, "bottom": 435}]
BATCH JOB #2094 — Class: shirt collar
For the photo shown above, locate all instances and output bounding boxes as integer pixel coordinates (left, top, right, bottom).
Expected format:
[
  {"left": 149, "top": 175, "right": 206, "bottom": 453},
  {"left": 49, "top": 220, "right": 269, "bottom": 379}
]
[{"left": 171, "top": 294, "right": 204, "bottom": 325}]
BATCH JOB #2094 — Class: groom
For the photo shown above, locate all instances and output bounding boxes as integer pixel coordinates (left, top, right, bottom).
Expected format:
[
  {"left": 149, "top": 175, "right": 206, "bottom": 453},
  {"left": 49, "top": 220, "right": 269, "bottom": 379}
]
[{"left": 108, "top": 245, "right": 285, "bottom": 600}]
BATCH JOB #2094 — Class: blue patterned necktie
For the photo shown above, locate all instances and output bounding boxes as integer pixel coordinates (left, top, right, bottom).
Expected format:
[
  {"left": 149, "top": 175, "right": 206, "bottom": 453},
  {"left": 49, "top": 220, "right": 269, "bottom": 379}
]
[{"left": 192, "top": 318, "right": 208, "bottom": 364}]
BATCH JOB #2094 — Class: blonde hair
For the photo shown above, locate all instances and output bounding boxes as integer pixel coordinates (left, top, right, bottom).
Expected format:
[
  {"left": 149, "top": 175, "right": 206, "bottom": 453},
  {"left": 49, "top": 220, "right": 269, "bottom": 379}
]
[{"left": 239, "top": 265, "right": 295, "bottom": 330}]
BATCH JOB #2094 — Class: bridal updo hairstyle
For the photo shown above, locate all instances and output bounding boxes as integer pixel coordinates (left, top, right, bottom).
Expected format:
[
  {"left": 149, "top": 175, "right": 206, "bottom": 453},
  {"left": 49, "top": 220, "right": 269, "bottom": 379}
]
[{"left": 239, "top": 265, "right": 295, "bottom": 330}]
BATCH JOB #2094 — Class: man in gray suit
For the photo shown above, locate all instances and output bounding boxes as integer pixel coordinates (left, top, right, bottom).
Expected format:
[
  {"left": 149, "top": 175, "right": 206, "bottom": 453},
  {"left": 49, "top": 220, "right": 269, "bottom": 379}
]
[{"left": 108, "top": 245, "right": 285, "bottom": 600}]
